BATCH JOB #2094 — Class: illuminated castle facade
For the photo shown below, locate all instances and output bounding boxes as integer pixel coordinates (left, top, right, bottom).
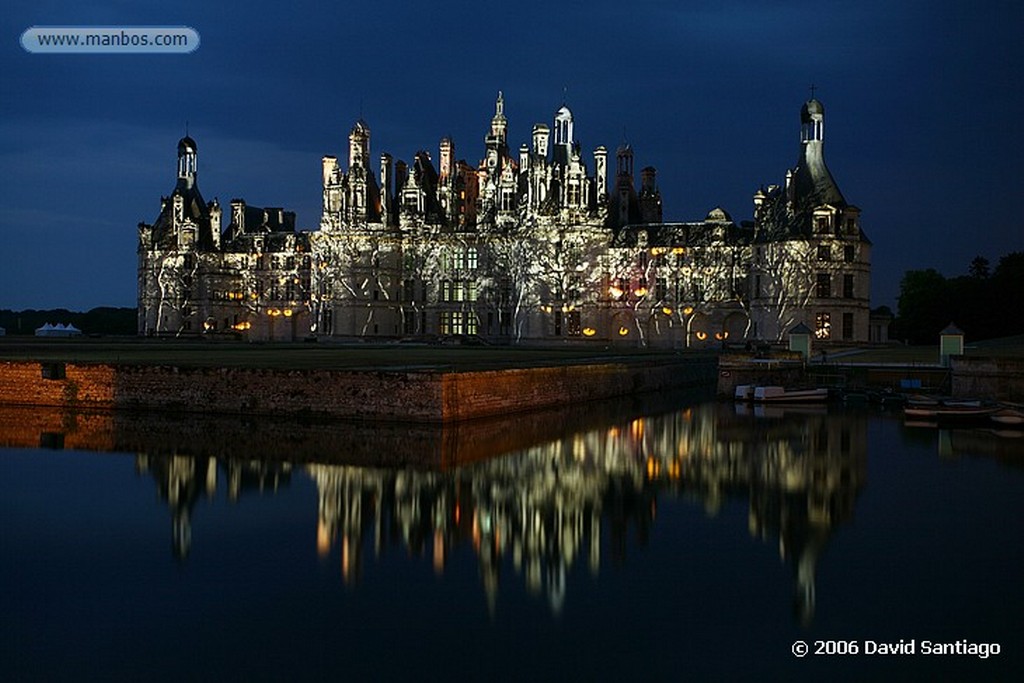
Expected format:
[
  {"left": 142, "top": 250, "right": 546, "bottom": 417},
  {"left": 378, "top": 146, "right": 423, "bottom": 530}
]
[{"left": 138, "top": 94, "right": 871, "bottom": 346}]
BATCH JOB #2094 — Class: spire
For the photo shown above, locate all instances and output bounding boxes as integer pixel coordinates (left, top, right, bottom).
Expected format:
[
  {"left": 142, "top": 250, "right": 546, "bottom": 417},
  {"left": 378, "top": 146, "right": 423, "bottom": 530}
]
[
  {"left": 792, "top": 95, "right": 845, "bottom": 211},
  {"left": 176, "top": 133, "right": 197, "bottom": 190},
  {"left": 490, "top": 90, "right": 508, "bottom": 144}
]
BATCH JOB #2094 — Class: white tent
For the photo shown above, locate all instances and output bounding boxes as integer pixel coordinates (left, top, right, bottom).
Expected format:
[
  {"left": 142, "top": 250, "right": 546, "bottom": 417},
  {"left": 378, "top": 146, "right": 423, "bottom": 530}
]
[{"left": 35, "top": 322, "right": 82, "bottom": 337}]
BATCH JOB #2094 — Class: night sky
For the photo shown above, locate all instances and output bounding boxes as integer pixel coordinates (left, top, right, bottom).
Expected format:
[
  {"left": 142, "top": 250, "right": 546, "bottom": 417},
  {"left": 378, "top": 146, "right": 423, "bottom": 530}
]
[{"left": 2, "top": 1, "right": 1021, "bottom": 311}]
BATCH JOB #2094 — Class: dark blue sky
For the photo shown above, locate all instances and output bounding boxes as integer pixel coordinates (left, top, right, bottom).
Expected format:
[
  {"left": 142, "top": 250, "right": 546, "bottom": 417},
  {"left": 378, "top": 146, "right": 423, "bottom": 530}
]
[{"left": 2, "top": 0, "right": 1022, "bottom": 311}]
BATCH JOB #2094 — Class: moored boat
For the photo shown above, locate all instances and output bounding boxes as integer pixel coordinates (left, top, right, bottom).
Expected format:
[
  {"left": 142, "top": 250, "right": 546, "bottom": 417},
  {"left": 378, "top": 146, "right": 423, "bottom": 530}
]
[
  {"left": 903, "top": 404, "right": 998, "bottom": 422},
  {"left": 734, "top": 385, "right": 755, "bottom": 402},
  {"left": 752, "top": 386, "right": 829, "bottom": 403},
  {"left": 991, "top": 408, "right": 1024, "bottom": 427}
]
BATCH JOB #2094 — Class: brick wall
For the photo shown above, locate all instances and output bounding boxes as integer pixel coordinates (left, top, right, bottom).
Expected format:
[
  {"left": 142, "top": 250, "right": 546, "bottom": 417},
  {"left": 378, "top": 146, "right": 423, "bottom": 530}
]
[
  {"left": 1, "top": 357, "right": 716, "bottom": 422},
  {"left": 0, "top": 405, "right": 115, "bottom": 451},
  {"left": 0, "top": 362, "right": 117, "bottom": 409}
]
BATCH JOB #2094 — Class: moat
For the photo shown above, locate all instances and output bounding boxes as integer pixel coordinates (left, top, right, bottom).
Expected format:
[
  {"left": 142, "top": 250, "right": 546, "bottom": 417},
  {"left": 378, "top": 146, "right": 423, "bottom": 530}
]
[{"left": 2, "top": 395, "right": 1021, "bottom": 680}]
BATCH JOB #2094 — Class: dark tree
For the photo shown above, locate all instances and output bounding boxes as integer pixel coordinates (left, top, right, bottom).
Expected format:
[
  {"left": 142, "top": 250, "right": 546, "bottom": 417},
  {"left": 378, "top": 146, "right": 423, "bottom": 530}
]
[
  {"left": 896, "top": 269, "right": 950, "bottom": 344},
  {"left": 896, "top": 251, "right": 1024, "bottom": 344},
  {"left": 968, "top": 256, "right": 990, "bottom": 279}
]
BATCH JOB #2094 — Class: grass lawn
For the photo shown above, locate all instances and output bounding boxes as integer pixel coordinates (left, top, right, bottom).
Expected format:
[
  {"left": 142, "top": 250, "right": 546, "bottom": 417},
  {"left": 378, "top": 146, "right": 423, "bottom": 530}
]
[{"left": 818, "top": 334, "right": 1024, "bottom": 364}]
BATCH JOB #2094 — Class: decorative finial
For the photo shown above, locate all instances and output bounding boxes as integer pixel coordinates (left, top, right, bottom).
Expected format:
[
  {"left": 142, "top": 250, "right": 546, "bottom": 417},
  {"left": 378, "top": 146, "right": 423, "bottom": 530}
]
[
  {"left": 562, "top": 85, "right": 568, "bottom": 105},
  {"left": 809, "top": 83, "right": 818, "bottom": 99}
]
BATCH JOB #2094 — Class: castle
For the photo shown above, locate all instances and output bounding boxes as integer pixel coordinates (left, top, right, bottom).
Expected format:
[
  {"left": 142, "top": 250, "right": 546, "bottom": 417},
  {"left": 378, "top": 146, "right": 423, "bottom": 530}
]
[{"left": 138, "top": 94, "right": 871, "bottom": 346}]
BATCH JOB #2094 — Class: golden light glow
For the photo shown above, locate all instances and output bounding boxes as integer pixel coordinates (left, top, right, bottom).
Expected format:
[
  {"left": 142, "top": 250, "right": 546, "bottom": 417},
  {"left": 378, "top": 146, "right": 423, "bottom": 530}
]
[
  {"left": 668, "top": 460, "right": 681, "bottom": 480},
  {"left": 283, "top": 309, "right": 293, "bottom": 317},
  {"left": 232, "top": 321, "right": 252, "bottom": 331},
  {"left": 672, "top": 247, "right": 685, "bottom": 255},
  {"left": 696, "top": 331, "right": 707, "bottom": 340},
  {"left": 633, "top": 287, "right": 648, "bottom": 297},
  {"left": 582, "top": 327, "right": 597, "bottom": 337},
  {"left": 267, "top": 308, "right": 280, "bottom": 316},
  {"left": 608, "top": 285, "right": 624, "bottom": 299},
  {"left": 433, "top": 531, "right": 445, "bottom": 575},
  {"left": 650, "top": 247, "right": 668, "bottom": 256},
  {"left": 618, "top": 326, "right": 630, "bottom": 336},
  {"left": 715, "top": 332, "right": 723, "bottom": 340},
  {"left": 646, "top": 457, "right": 660, "bottom": 480},
  {"left": 662, "top": 307, "right": 673, "bottom": 316},
  {"left": 682, "top": 306, "right": 694, "bottom": 316},
  {"left": 317, "top": 519, "right": 331, "bottom": 557}
]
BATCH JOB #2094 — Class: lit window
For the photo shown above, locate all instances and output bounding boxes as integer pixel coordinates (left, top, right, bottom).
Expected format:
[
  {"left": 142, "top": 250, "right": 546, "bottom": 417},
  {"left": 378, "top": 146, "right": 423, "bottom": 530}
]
[{"left": 815, "top": 312, "right": 831, "bottom": 340}]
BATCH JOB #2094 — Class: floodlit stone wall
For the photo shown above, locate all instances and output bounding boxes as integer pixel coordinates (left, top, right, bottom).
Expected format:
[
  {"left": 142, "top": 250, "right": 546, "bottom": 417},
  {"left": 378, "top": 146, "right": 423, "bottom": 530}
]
[{"left": 0, "top": 358, "right": 716, "bottom": 422}]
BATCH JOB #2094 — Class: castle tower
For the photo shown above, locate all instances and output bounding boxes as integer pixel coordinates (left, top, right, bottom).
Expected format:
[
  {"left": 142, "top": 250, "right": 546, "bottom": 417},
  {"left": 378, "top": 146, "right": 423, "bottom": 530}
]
[
  {"left": 552, "top": 105, "right": 574, "bottom": 166},
  {"left": 639, "top": 166, "right": 662, "bottom": 223},
  {"left": 349, "top": 120, "right": 370, "bottom": 170},
  {"left": 484, "top": 92, "right": 509, "bottom": 175},
  {"left": 615, "top": 142, "right": 635, "bottom": 227},
  {"left": 594, "top": 146, "right": 607, "bottom": 204},
  {"left": 532, "top": 124, "right": 550, "bottom": 157},
  {"left": 490, "top": 91, "right": 508, "bottom": 144},
  {"left": 209, "top": 198, "right": 222, "bottom": 249},
  {"left": 616, "top": 142, "right": 633, "bottom": 180},
  {"left": 439, "top": 137, "right": 454, "bottom": 184},
  {"left": 791, "top": 97, "right": 845, "bottom": 214},
  {"left": 177, "top": 135, "right": 198, "bottom": 191},
  {"left": 380, "top": 152, "right": 393, "bottom": 225}
]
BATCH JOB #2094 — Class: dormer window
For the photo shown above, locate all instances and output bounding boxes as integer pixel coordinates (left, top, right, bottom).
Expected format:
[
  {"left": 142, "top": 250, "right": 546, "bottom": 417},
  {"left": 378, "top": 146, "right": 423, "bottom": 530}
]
[{"left": 815, "top": 216, "right": 830, "bottom": 233}]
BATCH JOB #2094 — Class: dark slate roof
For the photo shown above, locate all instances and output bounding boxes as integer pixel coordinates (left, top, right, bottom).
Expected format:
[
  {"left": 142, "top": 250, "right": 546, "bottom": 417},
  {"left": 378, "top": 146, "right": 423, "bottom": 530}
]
[
  {"left": 791, "top": 143, "right": 846, "bottom": 215},
  {"left": 149, "top": 182, "right": 215, "bottom": 251},
  {"left": 611, "top": 220, "right": 752, "bottom": 248}
]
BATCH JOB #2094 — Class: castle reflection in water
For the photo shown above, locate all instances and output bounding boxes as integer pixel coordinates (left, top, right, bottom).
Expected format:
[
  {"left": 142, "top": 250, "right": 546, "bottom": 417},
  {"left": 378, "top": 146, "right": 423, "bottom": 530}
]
[{"left": 116, "top": 400, "right": 867, "bottom": 624}]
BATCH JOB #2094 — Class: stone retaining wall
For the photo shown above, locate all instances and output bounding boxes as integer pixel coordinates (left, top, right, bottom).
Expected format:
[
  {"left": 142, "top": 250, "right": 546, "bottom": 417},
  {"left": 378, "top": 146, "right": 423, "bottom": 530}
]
[
  {"left": 951, "top": 356, "right": 1024, "bottom": 402},
  {"left": 0, "top": 358, "right": 716, "bottom": 422},
  {"left": 715, "top": 353, "right": 806, "bottom": 397}
]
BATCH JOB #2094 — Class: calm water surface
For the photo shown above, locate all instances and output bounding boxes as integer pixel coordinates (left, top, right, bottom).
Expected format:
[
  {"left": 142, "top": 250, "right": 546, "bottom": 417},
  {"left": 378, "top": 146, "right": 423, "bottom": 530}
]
[{"left": 2, "top": 397, "right": 1022, "bottom": 681}]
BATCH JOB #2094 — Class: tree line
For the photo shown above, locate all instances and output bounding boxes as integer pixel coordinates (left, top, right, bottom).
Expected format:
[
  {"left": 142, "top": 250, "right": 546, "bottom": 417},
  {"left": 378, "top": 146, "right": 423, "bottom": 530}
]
[
  {"left": 0, "top": 307, "right": 136, "bottom": 336},
  {"left": 897, "top": 252, "right": 1024, "bottom": 344}
]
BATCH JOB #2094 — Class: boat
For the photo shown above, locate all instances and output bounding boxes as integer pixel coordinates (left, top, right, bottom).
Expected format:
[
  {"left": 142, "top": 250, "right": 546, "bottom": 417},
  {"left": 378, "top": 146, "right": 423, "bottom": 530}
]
[
  {"left": 903, "top": 404, "right": 998, "bottom": 422},
  {"left": 752, "top": 386, "right": 829, "bottom": 403},
  {"left": 991, "top": 408, "right": 1024, "bottom": 427},
  {"left": 842, "top": 389, "right": 870, "bottom": 404}
]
